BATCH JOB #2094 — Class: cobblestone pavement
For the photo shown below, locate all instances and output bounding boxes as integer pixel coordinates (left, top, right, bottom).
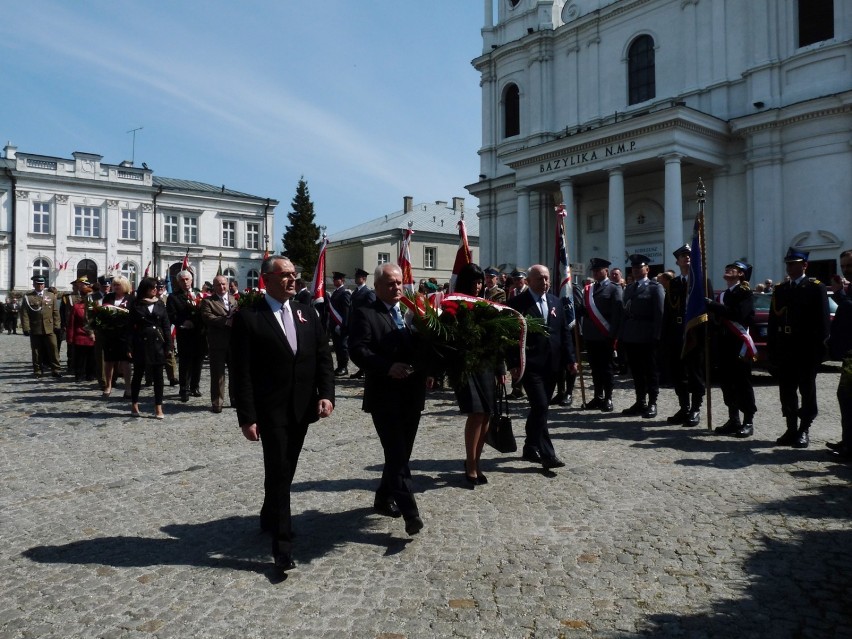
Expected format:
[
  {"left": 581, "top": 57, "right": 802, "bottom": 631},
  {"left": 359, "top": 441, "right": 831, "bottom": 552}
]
[{"left": 1, "top": 332, "right": 851, "bottom": 639}]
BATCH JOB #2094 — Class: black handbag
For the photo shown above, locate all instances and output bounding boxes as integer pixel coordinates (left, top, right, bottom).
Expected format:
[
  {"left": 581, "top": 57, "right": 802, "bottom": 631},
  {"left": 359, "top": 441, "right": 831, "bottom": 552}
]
[{"left": 486, "top": 382, "right": 517, "bottom": 453}]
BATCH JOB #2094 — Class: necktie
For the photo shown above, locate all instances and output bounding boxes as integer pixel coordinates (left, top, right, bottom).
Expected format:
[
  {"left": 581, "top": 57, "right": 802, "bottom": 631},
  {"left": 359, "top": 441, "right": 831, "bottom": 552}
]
[
  {"left": 538, "top": 296, "right": 548, "bottom": 318},
  {"left": 280, "top": 304, "right": 297, "bottom": 353},
  {"left": 222, "top": 296, "right": 229, "bottom": 312},
  {"left": 390, "top": 305, "right": 405, "bottom": 329}
]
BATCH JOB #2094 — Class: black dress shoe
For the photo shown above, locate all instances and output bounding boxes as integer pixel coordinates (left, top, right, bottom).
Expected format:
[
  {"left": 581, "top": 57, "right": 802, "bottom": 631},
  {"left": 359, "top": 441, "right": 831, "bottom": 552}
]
[
  {"left": 735, "top": 423, "right": 754, "bottom": 438},
  {"left": 715, "top": 419, "right": 741, "bottom": 435},
  {"left": 641, "top": 404, "right": 657, "bottom": 419},
  {"left": 560, "top": 396, "right": 573, "bottom": 407},
  {"left": 476, "top": 472, "right": 488, "bottom": 485},
  {"left": 274, "top": 554, "right": 296, "bottom": 571},
  {"left": 828, "top": 447, "right": 852, "bottom": 462},
  {"left": 169, "top": 379, "right": 178, "bottom": 386},
  {"left": 211, "top": 406, "right": 223, "bottom": 414},
  {"left": 541, "top": 456, "right": 565, "bottom": 469},
  {"left": 521, "top": 447, "right": 541, "bottom": 463},
  {"left": 826, "top": 441, "right": 845, "bottom": 452},
  {"left": 549, "top": 393, "right": 565, "bottom": 406},
  {"left": 191, "top": 389, "right": 202, "bottom": 397},
  {"left": 373, "top": 499, "right": 402, "bottom": 518},
  {"left": 404, "top": 515, "right": 424, "bottom": 535},
  {"left": 584, "top": 397, "right": 602, "bottom": 410},
  {"left": 349, "top": 370, "right": 364, "bottom": 379},
  {"left": 334, "top": 367, "right": 349, "bottom": 377},
  {"left": 601, "top": 399, "right": 614, "bottom": 413},
  {"left": 792, "top": 429, "right": 809, "bottom": 449},
  {"left": 179, "top": 393, "right": 189, "bottom": 403},
  {"left": 685, "top": 409, "right": 701, "bottom": 428},
  {"left": 776, "top": 429, "right": 798, "bottom": 446},
  {"left": 667, "top": 408, "right": 689, "bottom": 424},
  {"left": 621, "top": 402, "right": 647, "bottom": 416}
]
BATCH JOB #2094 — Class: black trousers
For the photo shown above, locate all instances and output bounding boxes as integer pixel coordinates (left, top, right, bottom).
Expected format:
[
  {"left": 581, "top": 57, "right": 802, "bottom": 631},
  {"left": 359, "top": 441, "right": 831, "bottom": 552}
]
[
  {"left": 521, "top": 371, "right": 557, "bottom": 460},
  {"left": 666, "top": 340, "right": 706, "bottom": 408},
  {"left": 370, "top": 408, "right": 421, "bottom": 518},
  {"left": 175, "top": 329, "right": 203, "bottom": 393},
  {"left": 777, "top": 360, "right": 820, "bottom": 423},
  {"left": 259, "top": 422, "right": 309, "bottom": 560},
  {"left": 623, "top": 342, "right": 659, "bottom": 403},
  {"left": 838, "top": 362, "right": 852, "bottom": 446},
  {"left": 331, "top": 331, "right": 349, "bottom": 369},
  {"left": 586, "top": 339, "right": 615, "bottom": 399},
  {"left": 718, "top": 346, "right": 756, "bottom": 415},
  {"left": 131, "top": 361, "right": 164, "bottom": 405}
]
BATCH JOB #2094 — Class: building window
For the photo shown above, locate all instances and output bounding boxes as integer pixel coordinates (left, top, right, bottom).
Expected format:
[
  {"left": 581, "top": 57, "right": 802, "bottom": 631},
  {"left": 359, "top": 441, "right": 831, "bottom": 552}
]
[
  {"left": 183, "top": 216, "right": 198, "bottom": 244},
  {"left": 377, "top": 252, "right": 390, "bottom": 265},
  {"left": 246, "top": 223, "right": 260, "bottom": 250},
  {"left": 32, "top": 202, "right": 51, "bottom": 234},
  {"left": 246, "top": 269, "right": 260, "bottom": 289},
  {"left": 628, "top": 35, "right": 655, "bottom": 105},
  {"left": 164, "top": 215, "right": 178, "bottom": 243},
  {"left": 74, "top": 205, "right": 101, "bottom": 237},
  {"left": 76, "top": 258, "right": 97, "bottom": 282},
  {"left": 119, "top": 261, "right": 137, "bottom": 287},
  {"left": 798, "top": 0, "right": 833, "bottom": 47},
  {"left": 223, "top": 268, "right": 237, "bottom": 283},
  {"left": 222, "top": 220, "right": 236, "bottom": 248},
  {"left": 424, "top": 247, "right": 437, "bottom": 269},
  {"left": 32, "top": 258, "right": 50, "bottom": 280},
  {"left": 121, "top": 208, "right": 138, "bottom": 240},
  {"left": 503, "top": 83, "right": 520, "bottom": 138}
]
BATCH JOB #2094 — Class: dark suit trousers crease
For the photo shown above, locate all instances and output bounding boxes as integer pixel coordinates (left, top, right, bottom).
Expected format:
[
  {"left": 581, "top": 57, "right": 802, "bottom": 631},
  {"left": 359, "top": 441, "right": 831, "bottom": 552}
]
[
  {"left": 777, "top": 362, "right": 819, "bottom": 422},
  {"left": 260, "top": 423, "right": 309, "bottom": 559},
  {"left": 371, "top": 409, "right": 420, "bottom": 518},
  {"left": 176, "top": 329, "right": 203, "bottom": 392},
  {"left": 521, "top": 371, "right": 557, "bottom": 459},
  {"left": 586, "top": 340, "right": 614, "bottom": 399},
  {"left": 623, "top": 342, "right": 659, "bottom": 401},
  {"left": 208, "top": 346, "right": 232, "bottom": 408}
]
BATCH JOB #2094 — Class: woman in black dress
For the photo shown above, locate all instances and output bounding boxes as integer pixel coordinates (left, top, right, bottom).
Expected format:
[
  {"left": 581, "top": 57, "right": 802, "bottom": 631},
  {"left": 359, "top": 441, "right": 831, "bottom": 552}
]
[
  {"left": 129, "top": 278, "right": 172, "bottom": 419},
  {"left": 453, "top": 263, "right": 506, "bottom": 486},
  {"left": 100, "top": 275, "right": 133, "bottom": 397}
]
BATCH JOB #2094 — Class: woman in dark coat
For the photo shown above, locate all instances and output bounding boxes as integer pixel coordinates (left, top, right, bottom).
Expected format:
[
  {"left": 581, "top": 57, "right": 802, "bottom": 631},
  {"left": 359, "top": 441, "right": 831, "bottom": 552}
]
[
  {"left": 100, "top": 275, "right": 133, "bottom": 398},
  {"left": 129, "top": 278, "right": 172, "bottom": 419}
]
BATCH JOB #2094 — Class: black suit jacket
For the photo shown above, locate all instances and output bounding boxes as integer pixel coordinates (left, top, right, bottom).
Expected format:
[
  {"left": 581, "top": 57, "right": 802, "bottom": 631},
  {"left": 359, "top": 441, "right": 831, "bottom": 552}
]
[
  {"left": 348, "top": 299, "right": 428, "bottom": 413},
  {"left": 230, "top": 299, "right": 335, "bottom": 429},
  {"left": 507, "top": 289, "right": 575, "bottom": 375},
  {"left": 351, "top": 284, "right": 376, "bottom": 310}
]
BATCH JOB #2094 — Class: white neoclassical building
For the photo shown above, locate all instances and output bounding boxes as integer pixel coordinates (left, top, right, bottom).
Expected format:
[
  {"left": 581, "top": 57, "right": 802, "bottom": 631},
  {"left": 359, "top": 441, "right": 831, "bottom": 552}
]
[
  {"left": 0, "top": 144, "right": 277, "bottom": 295},
  {"left": 467, "top": 0, "right": 852, "bottom": 284}
]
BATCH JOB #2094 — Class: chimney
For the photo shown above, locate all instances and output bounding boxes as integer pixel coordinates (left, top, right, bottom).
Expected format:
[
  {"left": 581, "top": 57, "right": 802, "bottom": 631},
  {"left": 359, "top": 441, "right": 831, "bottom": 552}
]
[
  {"left": 403, "top": 196, "right": 413, "bottom": 213},
  {"left": 4, "top": 142, "right": 17, "bottom": 160},
  {"left": 452, "top": 197, "right": 465, "bottom": 214}
]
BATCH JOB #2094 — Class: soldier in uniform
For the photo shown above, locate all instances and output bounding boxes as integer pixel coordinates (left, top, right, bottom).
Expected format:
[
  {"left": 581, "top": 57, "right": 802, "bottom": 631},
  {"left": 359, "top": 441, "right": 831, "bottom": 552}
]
[
  {"left": 328, "top": 271, "right": 352, "bottom": 376},
  {"left": 483, "top": 267, "right": 506, "bottom": 303},
  {"left": 619, "top": 254, "right": 664, "bottom": 419},
  {"left": 20, "top": 275, "right": 62, "bottom": 377},
  {"left": 663, "top": 245, "right": 708, "bottom": 427},
  {"left": 4, "top": 296, "right": 19, "bottom": 333},
  {"left": 580, "top": 258, "right": 623, "bottom": 412},
  {"left": 706, "top": 261, "right": 756, "bottom": 437},
  {"left": 770, "top": 248, "right": 831, "bottom": 449}
]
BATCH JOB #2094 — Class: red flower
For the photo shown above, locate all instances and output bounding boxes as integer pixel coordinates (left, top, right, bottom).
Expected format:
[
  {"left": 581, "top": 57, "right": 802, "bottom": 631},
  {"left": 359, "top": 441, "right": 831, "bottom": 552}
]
[{"left": 441, "top": 300, "right": 460, "bottom": 317}]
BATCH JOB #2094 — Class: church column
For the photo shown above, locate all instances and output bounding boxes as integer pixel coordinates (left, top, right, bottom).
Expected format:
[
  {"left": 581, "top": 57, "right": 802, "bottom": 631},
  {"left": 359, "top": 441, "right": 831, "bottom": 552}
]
[
  {"left": 516, "top": 187, "right": 531, "bottom": 269},
  {"left": 663, "top": 153, "right": 684, "bottom": 268},
  {"left": 479, "top": 203, "right": 493, "bottom": 268},
  {"left": 559, "top": 178, "right": 578, "bottom": 269},
  {"left": 607, "top": 168, "right": 625, "bottom": 269}
]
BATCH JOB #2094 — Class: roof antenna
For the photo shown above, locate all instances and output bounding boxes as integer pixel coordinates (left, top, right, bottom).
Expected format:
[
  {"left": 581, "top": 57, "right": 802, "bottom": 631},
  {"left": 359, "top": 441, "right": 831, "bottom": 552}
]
[{"left": 127, "top": 126, "right": 143, "bottom": 164}]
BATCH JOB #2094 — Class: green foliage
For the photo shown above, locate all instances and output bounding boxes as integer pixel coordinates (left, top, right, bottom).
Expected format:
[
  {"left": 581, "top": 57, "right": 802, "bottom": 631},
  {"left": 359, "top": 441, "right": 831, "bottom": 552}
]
[{"left": 282, "top": 177, "right": 320, "bottom": 277}]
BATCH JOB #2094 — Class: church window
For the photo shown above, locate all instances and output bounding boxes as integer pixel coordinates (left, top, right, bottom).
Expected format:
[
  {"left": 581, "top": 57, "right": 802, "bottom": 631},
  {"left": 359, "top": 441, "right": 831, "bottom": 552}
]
[
  {"left": 628, "top": 35, "right": 655, "bottom": 105},
  {"left": 798, "top": 0, "right": 833, "bottom": 47},
  {"left": 503, "top": 83, "right": 520, "bottom": 138}
]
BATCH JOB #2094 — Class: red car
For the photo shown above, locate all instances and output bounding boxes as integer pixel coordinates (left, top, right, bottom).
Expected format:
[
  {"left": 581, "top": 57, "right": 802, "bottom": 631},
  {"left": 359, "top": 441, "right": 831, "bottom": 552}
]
[{"left": 750, "top": 292, "right": 837, "bottom": 366}]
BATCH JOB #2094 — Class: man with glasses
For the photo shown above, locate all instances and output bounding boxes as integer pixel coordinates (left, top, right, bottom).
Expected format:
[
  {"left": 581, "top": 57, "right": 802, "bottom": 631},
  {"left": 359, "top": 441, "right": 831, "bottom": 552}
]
[{"left": 230, "top": 256, "right": 335, "bottom": 579}]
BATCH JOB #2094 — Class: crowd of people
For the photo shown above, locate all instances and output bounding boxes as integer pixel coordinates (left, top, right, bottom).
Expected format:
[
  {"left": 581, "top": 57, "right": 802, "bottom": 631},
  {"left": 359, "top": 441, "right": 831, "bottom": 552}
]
[{"left": 3, "top": 246, "right": 849, "bottom": 579}]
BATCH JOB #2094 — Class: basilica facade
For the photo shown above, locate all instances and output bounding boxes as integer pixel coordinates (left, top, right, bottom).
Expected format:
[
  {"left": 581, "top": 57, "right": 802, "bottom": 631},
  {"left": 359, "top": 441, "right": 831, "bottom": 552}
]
[{"left": 466, "top": 0, "right": 852, "bottom": 283}]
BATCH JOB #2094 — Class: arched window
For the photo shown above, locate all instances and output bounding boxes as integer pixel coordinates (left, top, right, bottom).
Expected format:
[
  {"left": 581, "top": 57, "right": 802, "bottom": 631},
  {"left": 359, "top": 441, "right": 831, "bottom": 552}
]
[
  {"left": 76, "top": 259, "right": 97, "bottom": 283},
  {"left": 223, "top": 268, "right": 237, "bottom": 283},
  {"left": 503, "top": 83, "right": 520, "bottom": 138},
  {"left": 119, "top": 261, "right": 138, "bottom": 288},
  {"left": 32, "top": 258, "right": 50, "bottom": 281},
  {"left": 628, "top": 35, "right": 655, "bottom": 105},
  {"left": 246, "top": 269, "right": 260, "bottom": 290}
]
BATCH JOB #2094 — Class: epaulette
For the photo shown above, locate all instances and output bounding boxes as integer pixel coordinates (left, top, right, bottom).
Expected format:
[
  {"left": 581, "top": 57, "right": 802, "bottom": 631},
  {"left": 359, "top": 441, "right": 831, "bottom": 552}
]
[
  {"left": 807, "top": 277, "right": 821, "bottom": 285},
  {"left": 739, "top": 282, "right": 750, "bottom": 291}
]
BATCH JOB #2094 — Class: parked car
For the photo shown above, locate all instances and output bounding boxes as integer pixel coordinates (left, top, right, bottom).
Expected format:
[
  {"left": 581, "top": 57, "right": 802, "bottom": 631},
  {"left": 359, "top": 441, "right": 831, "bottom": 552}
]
[{"left": 750, "top": 292, "right": 837, "bottom": 366}]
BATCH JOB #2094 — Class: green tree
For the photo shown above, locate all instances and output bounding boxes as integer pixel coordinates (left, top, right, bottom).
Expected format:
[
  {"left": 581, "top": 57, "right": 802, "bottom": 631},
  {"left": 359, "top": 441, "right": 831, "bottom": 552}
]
[{"left": 281, "top": 177, "right": 320, "bottom": 276}]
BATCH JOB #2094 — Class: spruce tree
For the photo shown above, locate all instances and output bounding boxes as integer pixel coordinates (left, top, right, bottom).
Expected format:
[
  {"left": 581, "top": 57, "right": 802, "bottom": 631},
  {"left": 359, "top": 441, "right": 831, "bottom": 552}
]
[{"left": 281, "top": 177, "right": 320, "bottom": 276}]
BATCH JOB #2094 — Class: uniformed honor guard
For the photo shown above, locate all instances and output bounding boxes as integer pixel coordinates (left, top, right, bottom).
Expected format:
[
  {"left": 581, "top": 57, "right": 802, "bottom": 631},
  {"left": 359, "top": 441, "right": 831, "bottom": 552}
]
[
  {"left": 581, "top": 258, "right": 622, "bottom": 412},
  {"left": 483, "top": 267, "right": 507, "bottom": 303},
  {"left": 705, "top": 261, "right": 757, "bottom": 437},
  {"left": 349, "top": 268, "right": 376, "bottom": 379},
  {"left": 328, "top": 271, "right": 352, "bottom": 376},
  {"left": 619, "top": 254, "right": 664, "bottom": 418},
  {"left": 20, "top": 275, "right": 62, "bottom": 377},
  {"left": 769, "top": 248, "right": 831, "bottom": 449},
  {"left": 663, "top": 245, "right": 707, "bottom": 427}
]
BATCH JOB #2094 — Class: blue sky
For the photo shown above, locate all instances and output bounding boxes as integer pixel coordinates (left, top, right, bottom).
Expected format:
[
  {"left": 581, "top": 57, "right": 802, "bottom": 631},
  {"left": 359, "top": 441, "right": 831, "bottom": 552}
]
[{"left": 0, "top": 1, "right": 484, "bottom": 245}]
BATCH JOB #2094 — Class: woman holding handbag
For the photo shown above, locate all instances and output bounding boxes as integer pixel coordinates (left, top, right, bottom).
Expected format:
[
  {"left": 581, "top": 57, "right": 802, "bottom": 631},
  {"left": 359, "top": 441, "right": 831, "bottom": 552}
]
[
  {"left": 451, "top": 263, "right": 507, "bottom": 487},
  {"left": 128, "top": 278, "right": 172, "bottom": 419}
]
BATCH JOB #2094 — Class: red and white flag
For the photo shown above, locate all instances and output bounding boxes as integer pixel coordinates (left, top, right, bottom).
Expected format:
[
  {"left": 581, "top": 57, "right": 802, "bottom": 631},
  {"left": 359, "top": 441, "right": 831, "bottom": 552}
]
[
  {"left": 448, "top": 218, "right": 472, "bottom": 293},
  {"left": 310, "top": 238, "right": 328, "bottom": 304},
  {"left": 143, "top": 260, "right": 152, "bottom": 277},
  {"left": 257, "top": 248, "right": 270, "bottom": 290},
  {"left": 553, "top": 204, "right": 572, "bottom": 298},
  {"left": 398, "top": 228, "right": 415, "bottom": 293}
]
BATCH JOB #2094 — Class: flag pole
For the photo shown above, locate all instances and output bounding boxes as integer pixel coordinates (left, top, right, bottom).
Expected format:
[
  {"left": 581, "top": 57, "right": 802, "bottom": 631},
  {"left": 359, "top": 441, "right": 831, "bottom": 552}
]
[
  {"left": 696, "top": 178, "right": 713, "bottom": 430},
  {"left": 555, "top": 203, "right": 586, "bottom": 407}
]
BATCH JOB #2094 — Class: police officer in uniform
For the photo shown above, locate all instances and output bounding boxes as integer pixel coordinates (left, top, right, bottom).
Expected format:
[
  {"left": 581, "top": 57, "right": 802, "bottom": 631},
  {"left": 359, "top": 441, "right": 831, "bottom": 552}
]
[
  {"left": 663, "top": 245, "right": 708, "bottom": 427},
  {"left": 619, "top": 254, "right": 664, "bottom": 418},
  {"left": 770, "top": 248, "right": 831, "bottom": 449},
  {"left": 706, "top": 261, "right": 756, "bottom": 437},
  {"left": 328, "top": 271, "right": 352, "bottom": 376},
  {"left": 581, "top": 258, "right": 622, "bottom": 412},
  {"left": 20, "top": 275, "right": 62, "bottom": 377}
]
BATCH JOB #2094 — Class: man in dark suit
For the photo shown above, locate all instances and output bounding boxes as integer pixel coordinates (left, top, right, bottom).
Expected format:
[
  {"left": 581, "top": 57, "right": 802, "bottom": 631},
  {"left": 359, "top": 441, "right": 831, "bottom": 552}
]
[
  {"left": 230, "top": 256, "right": 335, "bottom": 576},
  {"left": 507, "top": 264, "right": 577, "bottom": 469},
  {"left": 663, "top": 245, "right": 707, "bottom": 427},
  {"left": 619, "top": 254, "right": 665, "bottom": 419},
  {"left": 348, "top": 263, "right": 430, "bottom": 535},
  {"left": 769, "top": 248, "right": 831, "bottom": 449},
  {"left": 200, "top": 275, "right": 237, "bottom": 413},
  {"left": 328, "top": 271, "right": 352, "bottom": 376},
  {"left": 349, "top": 268, "right": 376, "bottom": 379},
  {"left": 827, "top": 249, "right": 852, "bottom": 460},
  {"left": 167, "top": 270, "right": 205, "bottom": 402},
  {"left": 580, "top": 258, "right": 623, "bottom": 412}
]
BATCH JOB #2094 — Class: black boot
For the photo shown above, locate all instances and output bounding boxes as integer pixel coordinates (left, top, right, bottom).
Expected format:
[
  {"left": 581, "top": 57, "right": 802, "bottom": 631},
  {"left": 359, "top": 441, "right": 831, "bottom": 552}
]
[
  {"left": 793, "top": 421, "right": 811, "bottom": 449},
  {"left": 776, "top": 416, "right": 799, "bottom": 446},
  {"left": 667, "top": 406, "right": 690, "bottom": 424},
  {"left": 735, "top": 413, "right": 754, "bottom": 438},
  {"left": 622, "top": 398, "right": 647, "bottom": 416},
  {"left": 715, "top": 407, "right": 741, "bottom": 435}
]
